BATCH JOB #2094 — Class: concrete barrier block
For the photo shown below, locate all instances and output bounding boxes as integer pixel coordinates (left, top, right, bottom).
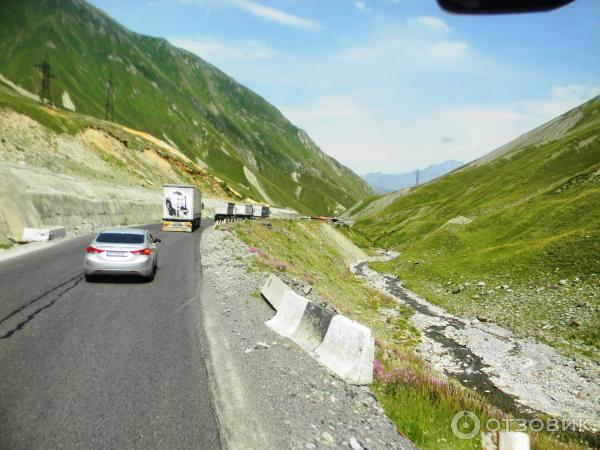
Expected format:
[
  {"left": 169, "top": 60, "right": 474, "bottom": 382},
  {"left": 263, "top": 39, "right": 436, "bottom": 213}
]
[
  {"left": 312, "top": 315, "right": 374, "bottom": 385},
  {"left": 290, "top": 302, "right": 335, "bottom": 352},
  {"left": 260, "top": 274, "right": 288, "bottom": 310},
  {"left": 265, "top": 290, "right": 308, "bottom": 338},
  {"left": 21, "top": 226, "right": 66, "bottom": 242},
  {"left": 499, "top": 432, "right": 530, "bottom": 450},
  {"left": 481, "top": 432, "right": 530, "bottom": 450}
]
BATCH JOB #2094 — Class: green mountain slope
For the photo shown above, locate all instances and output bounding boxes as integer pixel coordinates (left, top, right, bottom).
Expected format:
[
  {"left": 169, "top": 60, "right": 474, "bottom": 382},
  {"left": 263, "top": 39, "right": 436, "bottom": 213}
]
[
  {"left": 352, "top": 96, "right": 600, "bottom": 358},
  {"left": 0, "top": 0, "right": 372, "bottom": 215}
]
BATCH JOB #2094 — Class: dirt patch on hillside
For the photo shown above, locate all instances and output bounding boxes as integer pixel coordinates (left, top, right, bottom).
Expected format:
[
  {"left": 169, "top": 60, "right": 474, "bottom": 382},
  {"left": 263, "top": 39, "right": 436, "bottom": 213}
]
[
  {"left": 0, "top": 110, "right": 113, "bottom": 179},
  {"left": 78, "top": 127, "right": 129, "bottom": 163},
  {"left": 119, "top": 124, "right": 193, "bottom": 163},
  {"left": 142, "top": 149, "right": 176, "bottom": 177}
]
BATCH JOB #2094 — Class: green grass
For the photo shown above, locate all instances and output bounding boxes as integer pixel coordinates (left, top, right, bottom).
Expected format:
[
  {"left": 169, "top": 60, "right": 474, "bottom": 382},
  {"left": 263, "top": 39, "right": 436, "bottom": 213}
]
[
  {"left": 231, "top": 219, "right": 419, "bottom": 348},
  {"left": 0, "top": 0, "right": 372, "bottom": 214},
  {"left": 229, "top": 220, "right": 587, "bottom": 450},
  {"left": 343, "top": 193, "right": 382, "bottom": 218},
  {"left": 352, "top": 96, "right": 600, "bottom": 360}
]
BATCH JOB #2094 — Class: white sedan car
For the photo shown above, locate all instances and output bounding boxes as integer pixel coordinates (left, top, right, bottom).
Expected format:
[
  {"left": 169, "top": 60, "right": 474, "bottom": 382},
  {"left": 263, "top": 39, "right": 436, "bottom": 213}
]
[{"left": 84, "top": 228, "right": 160, "bottom": 281}]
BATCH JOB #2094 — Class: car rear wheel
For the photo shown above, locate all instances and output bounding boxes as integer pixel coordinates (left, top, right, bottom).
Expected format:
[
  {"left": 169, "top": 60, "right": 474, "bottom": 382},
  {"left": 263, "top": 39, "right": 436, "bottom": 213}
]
[
  {"left": 145, "top": 262, "right": 157, "bottom": 282},
  {"left": 84, "top": 274, "right": 95, "bottom": 282}
]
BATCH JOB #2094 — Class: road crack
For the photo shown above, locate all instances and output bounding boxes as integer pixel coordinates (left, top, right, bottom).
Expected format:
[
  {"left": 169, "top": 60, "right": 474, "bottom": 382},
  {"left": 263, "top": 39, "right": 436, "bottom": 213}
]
[{"left": 0, "top": 275, "right": 82, "bottom": 339}]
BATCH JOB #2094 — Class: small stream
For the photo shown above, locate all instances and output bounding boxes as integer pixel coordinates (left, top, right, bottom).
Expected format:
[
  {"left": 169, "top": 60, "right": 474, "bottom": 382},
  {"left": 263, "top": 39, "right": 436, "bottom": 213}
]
[
  {"left": 353, "top": 261, "right": 600, "bottom": 448},
  {"left": 356, "top": 263, "right": 524, "bottom": 417}
]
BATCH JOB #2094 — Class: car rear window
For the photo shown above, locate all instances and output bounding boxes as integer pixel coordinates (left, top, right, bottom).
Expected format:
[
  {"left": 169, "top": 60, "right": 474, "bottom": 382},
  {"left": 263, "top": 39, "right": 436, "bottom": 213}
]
[{"left": 96, "top": 233, "right": 145, "bottom": 244}]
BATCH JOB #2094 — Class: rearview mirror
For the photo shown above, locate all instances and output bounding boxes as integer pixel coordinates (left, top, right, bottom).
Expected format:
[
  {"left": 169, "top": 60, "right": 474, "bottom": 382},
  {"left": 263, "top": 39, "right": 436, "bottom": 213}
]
[{"left": 437, "top": 0, "right": 575, "bottom": 14}]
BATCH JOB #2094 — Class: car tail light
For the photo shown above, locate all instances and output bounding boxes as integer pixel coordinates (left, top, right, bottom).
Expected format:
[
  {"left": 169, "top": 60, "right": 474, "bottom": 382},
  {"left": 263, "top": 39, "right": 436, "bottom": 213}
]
[
  {"left": 86, "top": 246, "right": 105, "bottom": 254},
  {"left": 130, "top": 248, "right": 152, "bottom": 255}
]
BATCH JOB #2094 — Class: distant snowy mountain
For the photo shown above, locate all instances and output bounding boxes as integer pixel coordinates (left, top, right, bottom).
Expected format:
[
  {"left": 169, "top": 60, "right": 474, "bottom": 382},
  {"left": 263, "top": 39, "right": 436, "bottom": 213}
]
[{"left": 363, "top": 160, "right": 463, "bottom": 193}]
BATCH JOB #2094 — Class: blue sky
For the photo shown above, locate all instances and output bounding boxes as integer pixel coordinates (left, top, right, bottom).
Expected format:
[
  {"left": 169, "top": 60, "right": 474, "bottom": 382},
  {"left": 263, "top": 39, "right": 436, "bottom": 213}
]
[{"left": 89, "top": 0, "right": 600, "bottom": 174}]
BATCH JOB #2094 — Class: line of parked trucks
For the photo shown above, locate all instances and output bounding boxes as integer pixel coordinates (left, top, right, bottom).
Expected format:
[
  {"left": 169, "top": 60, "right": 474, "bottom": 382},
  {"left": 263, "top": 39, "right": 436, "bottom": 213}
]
[
  {"left": 213, "top": 202, "right": 271, "bottom": 221},
  {"left": 161, "top": 184, "right": 271, "bottom": 232}
]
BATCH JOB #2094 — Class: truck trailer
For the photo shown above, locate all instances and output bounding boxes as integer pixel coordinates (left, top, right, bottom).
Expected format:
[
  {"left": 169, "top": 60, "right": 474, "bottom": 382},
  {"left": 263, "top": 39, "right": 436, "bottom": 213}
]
[
  {"left": 252, "top": 205, "right": 271, "bottom": 219},
  {"left": 162, "top": 184, "right": 202, "bottom": 232},
  {"left": 233, "top": 204, "right": 254, "bottom": 219},
  {"left": 214, "top": 202, "right": 235, "bottom": 221}
]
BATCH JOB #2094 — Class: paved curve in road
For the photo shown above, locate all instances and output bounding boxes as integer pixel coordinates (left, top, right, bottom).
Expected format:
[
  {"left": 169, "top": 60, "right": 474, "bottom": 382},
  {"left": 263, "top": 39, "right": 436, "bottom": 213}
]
[{"left": 0, "top": 222, "right": 221, "bottom": 450}]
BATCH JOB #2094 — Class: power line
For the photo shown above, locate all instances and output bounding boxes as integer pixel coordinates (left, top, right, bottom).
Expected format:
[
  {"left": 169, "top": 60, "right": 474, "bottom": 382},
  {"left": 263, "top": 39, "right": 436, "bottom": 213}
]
[
  {"left": 35, "top": 54, "right": 53, "bottom": 106},
  {"left": 105, "top": 73, "right": 114, "bottom": 121}
]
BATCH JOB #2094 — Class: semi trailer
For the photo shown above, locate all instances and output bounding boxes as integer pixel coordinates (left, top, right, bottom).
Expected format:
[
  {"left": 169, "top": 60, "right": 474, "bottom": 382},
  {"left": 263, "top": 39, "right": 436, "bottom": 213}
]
[{"left": 162, "top": 184, "right": 202, "bottom": 232}]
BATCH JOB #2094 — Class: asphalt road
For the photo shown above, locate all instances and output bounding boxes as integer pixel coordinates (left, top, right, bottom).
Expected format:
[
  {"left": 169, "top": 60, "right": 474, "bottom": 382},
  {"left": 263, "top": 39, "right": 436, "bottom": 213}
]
[{"left": 0, "top": 222, "right": 221, "bottom": 450}]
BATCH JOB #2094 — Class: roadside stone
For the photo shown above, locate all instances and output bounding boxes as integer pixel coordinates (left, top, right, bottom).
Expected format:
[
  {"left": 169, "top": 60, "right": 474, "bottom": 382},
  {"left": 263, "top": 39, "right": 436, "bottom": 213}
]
[
  {"left": 451, "top": 285, "right": 464, "bottom": 294},
  {"left": 322, "top": 431, "right": 334, "bottom": 446},
  {"left": 378, "top": 307, "right": 400, "bottom": 318},
  {"left": 477, "top": 315, "right": 490, "bottom": 322},
  {"left": 255, "top": 341, "right": 271, "bottom": 349},
  {"left": 349, "top": 436, "right": 364, "bottom": 450},
  {"left": 302, "top": 285, "right": 313, "bottom": 295},
  {"left": 559, "top": 279, "right": 568, "bottom": 286},
  {"left": 201, "top": 225, "right": 458, "bottom": 449}
]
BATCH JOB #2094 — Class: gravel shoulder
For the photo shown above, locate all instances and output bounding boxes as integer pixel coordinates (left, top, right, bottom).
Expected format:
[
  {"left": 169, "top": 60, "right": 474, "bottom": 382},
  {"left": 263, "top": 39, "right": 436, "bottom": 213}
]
[
  {"left": 352, "top": 252, "right": 600, "bottom": 434},
  {"left": 198, "top": 225, "right": 417, "bottom": 450}
]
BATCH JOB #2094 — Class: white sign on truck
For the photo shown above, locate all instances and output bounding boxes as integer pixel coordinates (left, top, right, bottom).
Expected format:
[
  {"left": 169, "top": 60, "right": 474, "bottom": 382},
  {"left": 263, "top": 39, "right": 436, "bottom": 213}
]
[{"left": 162, "top": 184, "right": 202, "bottom": 232}]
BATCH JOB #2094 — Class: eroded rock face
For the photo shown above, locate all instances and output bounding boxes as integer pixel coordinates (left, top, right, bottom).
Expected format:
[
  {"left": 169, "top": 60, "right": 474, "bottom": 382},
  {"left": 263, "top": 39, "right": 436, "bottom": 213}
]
[
  {"left": 0, "top": 164, "right": 161, "bottom": 243},
  {"left": 0, "top": 109, "right": 235, "bottom": 245}
]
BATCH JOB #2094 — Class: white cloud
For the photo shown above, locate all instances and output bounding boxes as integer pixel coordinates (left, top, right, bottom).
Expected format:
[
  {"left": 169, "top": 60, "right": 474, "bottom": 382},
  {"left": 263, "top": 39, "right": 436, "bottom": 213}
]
[
  {"left": 416, "top": 16, "right": 450, "bottom": 32},
  {"left": 429, "top": 40, "right": 469, "bottom": 61},
  {"left": 551, "top": 84, "right": 600, "bottom": 100},
  {"left": 168, "top": 36, "right": 276, "bottom": 62},
  {"left": 335, "top": 20, "right": 469, "bottom": 67},
  {"left": 175, "top": 0, "right": 319, "bottom": 29},
  {"left": 279, "top": 86, "right": 600, "bottom": 174},
  {"left": 354, "top": 1, "right": 372, "bottom": 13},
  {"left": 337, "top": 46, "right": 380, "bottom": 63},
  {"left": 281, "top": 95, "right": 373, "bottom": 121},
  {"left": 521, "top": 84, "right": 600, "bottom": 118},
  {"left": 229, "top": 0, "right": 320, "bottom": 29}
]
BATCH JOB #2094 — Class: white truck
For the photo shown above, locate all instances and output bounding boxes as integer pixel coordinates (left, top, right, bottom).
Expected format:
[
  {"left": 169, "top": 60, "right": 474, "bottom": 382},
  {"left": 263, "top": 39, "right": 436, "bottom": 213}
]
[
  {"left": 214, "top": 202, "right": 235, "bottom": 221},
  {"left": 252, "top": 205, "right": 271, "bottom": 219},
  {"left": 233, "top": 204, "right": 254, "bottom": 219},
  {"left": 162, "top": 184, "right": 202, "bottom": 232}
]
